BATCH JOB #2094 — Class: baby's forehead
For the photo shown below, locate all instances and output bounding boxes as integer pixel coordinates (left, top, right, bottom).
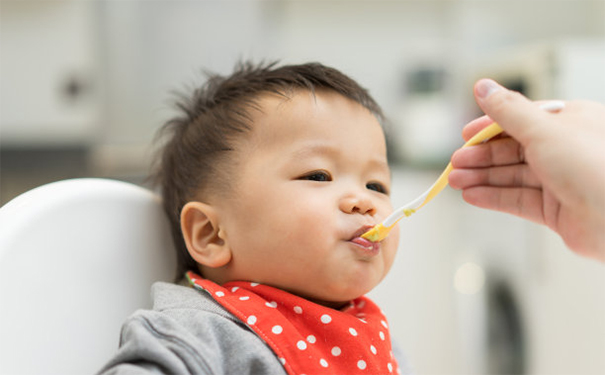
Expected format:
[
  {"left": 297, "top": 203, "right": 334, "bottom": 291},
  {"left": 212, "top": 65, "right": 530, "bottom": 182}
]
[
  {"left": 251, "top": 88, "right": 314, "bottom": 111},
  {"left": 250, "top": 88, "right": 367, "bottom": 122},
  {"left": 242, "top": 89, "right": 315, "bottom": 134},
  {"left": 242, "top": 88, "right": 386, "bottom": 152}
]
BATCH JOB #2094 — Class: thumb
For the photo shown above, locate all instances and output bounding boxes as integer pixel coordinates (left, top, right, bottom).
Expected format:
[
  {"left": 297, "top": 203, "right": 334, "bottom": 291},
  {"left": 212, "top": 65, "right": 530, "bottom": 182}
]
[{"left": 474, "top": 78, "right": 547, "bottom": 144}]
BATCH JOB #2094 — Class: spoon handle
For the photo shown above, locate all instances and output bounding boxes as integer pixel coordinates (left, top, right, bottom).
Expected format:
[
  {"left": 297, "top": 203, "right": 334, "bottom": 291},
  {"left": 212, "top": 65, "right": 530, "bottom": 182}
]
[
  {"left": 412, "top": 99, "right": 566, "bottom": 214},
  {"left": 416, "top": 122, "right": 504, "bottom": 210},
  {"left": 362, "top": 100, "right": 565, "bottom": 242},
  {"left": 383, "top": 122, "right": 503, "bottom": 228}
]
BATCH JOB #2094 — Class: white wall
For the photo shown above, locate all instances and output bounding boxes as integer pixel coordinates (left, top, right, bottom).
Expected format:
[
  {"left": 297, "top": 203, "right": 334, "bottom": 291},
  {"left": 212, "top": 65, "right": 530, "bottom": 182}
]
[{"left": 92, "top": 0, "right": 605, "bottom": 172}]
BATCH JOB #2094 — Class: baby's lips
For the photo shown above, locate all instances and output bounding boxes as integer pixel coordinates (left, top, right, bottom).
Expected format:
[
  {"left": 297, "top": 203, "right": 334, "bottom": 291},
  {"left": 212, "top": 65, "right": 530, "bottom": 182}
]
[
  {"left": 350, "top": 235, "right": 381, "bottom": 257},
  {"left": 349, "top": 225, "right": 381, "bottom": 254},
  {"left": 351, "top": 225, "right": 376, "bottom": 241},
  {"left": 351, "top": 236, "right": 376, "bottom": 249}
]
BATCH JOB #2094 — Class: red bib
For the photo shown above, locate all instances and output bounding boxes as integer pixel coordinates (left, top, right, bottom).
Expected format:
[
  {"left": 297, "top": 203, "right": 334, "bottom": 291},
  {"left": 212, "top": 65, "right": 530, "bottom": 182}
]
[{"left": 187, "top": 272, "right": 399, "bottom": 375}]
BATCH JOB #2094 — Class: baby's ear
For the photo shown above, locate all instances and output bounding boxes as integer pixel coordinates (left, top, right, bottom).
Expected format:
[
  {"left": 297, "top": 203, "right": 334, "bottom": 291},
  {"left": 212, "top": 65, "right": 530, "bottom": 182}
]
[{"left": 180, "top": 201, "right": 231, "bottom": 268}]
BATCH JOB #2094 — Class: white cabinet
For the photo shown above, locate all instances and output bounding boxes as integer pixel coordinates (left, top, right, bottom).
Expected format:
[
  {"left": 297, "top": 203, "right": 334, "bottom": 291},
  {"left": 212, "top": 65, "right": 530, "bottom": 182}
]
[{"left": 0, "top": 1, "right": 101, "bottom": 146}]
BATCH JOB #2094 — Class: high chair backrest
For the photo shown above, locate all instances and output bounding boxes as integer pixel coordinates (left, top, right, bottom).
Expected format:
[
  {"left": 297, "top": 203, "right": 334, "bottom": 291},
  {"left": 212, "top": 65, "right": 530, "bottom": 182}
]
[{"left": 0, "top": 178, "right": 177, "bottom": 375}]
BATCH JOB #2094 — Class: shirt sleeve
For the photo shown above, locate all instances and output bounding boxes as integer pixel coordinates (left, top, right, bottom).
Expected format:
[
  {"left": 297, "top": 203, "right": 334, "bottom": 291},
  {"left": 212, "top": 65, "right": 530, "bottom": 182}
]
[
  {"left": 97, "top": 309, "right": 287, "bottom": 375},
  {"left": 97, "top": 312, "right": 215, "bottom": 375}
]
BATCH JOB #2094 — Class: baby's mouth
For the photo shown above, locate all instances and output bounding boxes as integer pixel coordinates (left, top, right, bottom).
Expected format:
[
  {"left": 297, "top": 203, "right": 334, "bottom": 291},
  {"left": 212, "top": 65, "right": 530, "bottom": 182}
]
[{"left": 349, "top": 226, "right": 381, "bottom": 255}]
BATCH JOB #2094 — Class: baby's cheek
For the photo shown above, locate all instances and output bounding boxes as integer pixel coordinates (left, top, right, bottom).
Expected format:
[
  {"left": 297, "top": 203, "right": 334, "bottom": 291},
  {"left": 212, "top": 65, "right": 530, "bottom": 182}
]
[{"left": 297, "top": 214, "right": 330, "bottom": 241}]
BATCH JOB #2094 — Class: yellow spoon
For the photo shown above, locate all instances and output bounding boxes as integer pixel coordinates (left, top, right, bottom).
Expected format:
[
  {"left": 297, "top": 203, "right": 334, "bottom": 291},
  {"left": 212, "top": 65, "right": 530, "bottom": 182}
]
[{"left": 362, "top": 101, "right": 565, "bottom": 243}]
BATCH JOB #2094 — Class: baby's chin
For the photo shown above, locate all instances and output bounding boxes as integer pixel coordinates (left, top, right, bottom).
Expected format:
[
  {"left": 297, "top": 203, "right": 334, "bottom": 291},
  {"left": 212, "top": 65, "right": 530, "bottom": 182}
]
[
  {"left": 287, "top": 285, "right": 375, "bottom": 310},
  {"left": 306, "top": 297, "right": 352, "bottom": 310}
]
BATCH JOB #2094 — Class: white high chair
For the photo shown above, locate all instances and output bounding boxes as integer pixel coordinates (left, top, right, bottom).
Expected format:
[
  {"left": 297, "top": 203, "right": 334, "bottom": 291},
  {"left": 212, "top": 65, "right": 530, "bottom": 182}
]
[{"left": 0, "top": 178, "right": 177, "bottom": 375}]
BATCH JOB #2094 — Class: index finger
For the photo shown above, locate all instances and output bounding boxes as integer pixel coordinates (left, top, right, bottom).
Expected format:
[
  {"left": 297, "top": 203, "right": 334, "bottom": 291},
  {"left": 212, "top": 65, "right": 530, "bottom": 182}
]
[{"left": 461, "top": 114, "right": 495, "bottom": 142}]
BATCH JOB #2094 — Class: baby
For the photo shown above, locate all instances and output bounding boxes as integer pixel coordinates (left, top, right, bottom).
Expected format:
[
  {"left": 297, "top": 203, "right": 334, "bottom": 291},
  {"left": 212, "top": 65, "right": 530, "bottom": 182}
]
[{"left": 100, "top": 62, "right": 406, "bottom": 375}]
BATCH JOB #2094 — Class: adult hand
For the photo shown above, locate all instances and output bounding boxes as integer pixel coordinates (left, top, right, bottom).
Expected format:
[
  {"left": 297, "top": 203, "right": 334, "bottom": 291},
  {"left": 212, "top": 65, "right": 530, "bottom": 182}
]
[{"left": 449, "top": 79, "right": 605, "bottom": 262}]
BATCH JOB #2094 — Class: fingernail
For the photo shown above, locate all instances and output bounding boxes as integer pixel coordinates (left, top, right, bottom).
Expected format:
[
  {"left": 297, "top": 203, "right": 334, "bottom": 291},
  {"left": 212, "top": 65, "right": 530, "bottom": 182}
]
[
  {"left": 539, "top": 100, "right": 565, "bottom": 113},
  {"left": 476, "top": 79, "right": 502, "bottom": 99}
]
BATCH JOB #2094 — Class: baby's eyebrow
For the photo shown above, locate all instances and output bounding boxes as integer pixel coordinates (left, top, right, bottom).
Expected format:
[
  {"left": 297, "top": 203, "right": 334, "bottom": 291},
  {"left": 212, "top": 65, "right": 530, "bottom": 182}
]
[
  {"left": 289, "top": 143, "right": 339, "bottom": 160},
  {"left": 368, "top": 158, "right": 390, "bottom": 175},
  {"left": 288, "top": 143, "right": 390, "bottom": 175}
]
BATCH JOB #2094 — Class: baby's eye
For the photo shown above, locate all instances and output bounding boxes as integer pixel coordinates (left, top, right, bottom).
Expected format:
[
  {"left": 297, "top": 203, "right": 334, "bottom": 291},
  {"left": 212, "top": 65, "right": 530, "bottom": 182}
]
[
  {"left": 366, "top": 182, "right": 389, "bottom": 195},
  {"left": 299, "top": 170, "right": 332, "bottom": 182}
]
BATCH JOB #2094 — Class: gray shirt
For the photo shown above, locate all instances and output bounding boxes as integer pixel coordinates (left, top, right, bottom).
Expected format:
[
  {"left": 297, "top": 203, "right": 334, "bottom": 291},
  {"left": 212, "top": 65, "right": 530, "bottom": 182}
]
[{"left": 99, "top": 282, "right": 410, "bottom": 374}]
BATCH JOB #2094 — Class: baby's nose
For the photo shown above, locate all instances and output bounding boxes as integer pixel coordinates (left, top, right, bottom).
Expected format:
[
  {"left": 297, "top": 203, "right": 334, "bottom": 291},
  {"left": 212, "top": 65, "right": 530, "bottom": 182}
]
[{"left": 339, "top": 193, "right": 377, "bottom": 216}]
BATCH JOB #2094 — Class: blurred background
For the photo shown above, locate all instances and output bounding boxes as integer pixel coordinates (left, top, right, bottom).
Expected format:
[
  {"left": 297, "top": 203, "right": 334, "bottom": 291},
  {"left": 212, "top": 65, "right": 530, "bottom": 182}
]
[{"left": 1, "top": 0, "right": 604, "bottom": 374}]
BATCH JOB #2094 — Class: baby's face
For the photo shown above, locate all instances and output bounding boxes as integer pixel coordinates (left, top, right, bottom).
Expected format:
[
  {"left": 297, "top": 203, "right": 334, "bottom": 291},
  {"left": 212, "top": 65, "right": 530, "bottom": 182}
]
[{"left": 211, "top": 90, "right": 399, "bottom": 307}]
